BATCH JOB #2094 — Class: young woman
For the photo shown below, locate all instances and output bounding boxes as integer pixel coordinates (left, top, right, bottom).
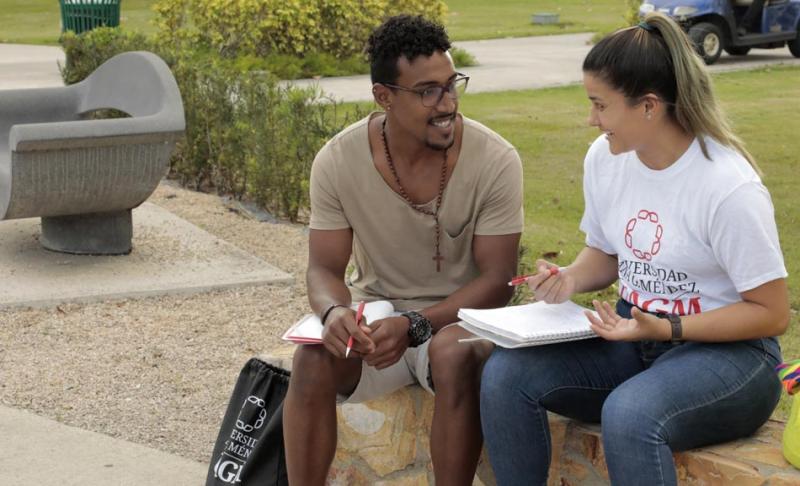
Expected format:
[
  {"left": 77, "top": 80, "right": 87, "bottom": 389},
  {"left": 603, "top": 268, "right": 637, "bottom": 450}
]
[{"left": 480, "top": 12, "right": 789, "bottom": 486}]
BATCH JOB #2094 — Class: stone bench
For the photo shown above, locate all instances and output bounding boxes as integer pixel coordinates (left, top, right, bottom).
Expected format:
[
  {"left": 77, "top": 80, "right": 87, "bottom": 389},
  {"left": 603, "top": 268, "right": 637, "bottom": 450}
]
[
  {"left": 0, "top": 51, "right": 184, "bottom": 255},
  {"left": 263, "top": 348, "right": 800, "bottom": 485}
]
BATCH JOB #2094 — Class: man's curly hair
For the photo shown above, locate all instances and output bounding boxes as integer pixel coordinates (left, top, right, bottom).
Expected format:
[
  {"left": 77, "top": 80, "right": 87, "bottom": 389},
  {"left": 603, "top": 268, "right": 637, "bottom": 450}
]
[{"left": 366, "top": 15, "right": 451, "bottom": 85}]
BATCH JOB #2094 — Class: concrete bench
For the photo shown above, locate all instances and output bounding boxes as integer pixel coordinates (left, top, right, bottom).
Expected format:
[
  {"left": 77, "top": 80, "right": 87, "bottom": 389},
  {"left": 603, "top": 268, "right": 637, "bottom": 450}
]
[
  {"left": 263, "top": 348, "right": 800, "bottom": 485},
  {"left": 0, "top": 51, "right": 184, "bottom": 255}
]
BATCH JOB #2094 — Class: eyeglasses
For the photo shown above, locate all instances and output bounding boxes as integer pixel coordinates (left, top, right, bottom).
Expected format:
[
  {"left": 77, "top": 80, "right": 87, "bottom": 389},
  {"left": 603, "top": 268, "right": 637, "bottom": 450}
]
[{"left": 382, "top": 74, "right": 469, "bottom": 107}]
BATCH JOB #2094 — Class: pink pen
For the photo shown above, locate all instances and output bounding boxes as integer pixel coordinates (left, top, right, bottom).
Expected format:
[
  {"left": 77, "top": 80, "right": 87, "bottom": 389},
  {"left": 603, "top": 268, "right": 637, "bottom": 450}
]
[
  {"left": 507, "top": 267, "right": 559, "bottom": 286},
  {"left": 345, "top": 301, "right": 365, "bottom": 358}
]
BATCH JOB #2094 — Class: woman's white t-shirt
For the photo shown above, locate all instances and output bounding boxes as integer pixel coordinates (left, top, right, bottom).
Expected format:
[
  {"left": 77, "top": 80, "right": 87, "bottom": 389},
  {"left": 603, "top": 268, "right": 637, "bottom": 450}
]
[{"left": 580, "top": 135, "right": 787, "bottom": 315}]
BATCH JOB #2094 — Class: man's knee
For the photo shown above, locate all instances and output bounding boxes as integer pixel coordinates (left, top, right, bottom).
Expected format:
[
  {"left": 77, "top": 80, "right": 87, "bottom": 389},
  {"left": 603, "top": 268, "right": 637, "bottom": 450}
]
[
  {"left": 428, "top": 326, "right": 492, "bottom": 391},
  {"left": 290, "top": 345, "right": 355, "bottom": 400}
]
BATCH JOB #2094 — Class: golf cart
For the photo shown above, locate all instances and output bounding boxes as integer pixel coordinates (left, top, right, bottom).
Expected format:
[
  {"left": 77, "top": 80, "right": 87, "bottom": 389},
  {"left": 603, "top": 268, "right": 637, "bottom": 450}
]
[{"left": 639, "top": 0, "right": 800, "bottom": 64}]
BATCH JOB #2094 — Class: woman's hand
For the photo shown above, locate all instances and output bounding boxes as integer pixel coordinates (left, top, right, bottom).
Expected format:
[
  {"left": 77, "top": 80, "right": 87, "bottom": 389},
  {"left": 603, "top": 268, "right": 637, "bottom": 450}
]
[
  {"left": 526, "top": 259, "right": 576, "bottom": 304},
  {"left": 586, "top": 300, "right": 670, "bottom": 342}
]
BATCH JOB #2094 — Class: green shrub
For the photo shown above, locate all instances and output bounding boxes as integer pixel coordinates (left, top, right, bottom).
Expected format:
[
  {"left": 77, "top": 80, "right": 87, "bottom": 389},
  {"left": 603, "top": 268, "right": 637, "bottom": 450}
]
[
  {"left": 450, "top": 47, "right": 477, "bottom": 69},
  {"left": 590, "top": 0, "right": 642, "bottom": 43},
  {"left": 59, "top": 28, "right": 154, "bottom": 84},
  {"left": 153, "top": 0, "right": 461, "bottom": 79},
  {"left": 59, "top": 27, "right": 364, "bottom": 222},
  {"left": 239, "top": 81, "right": 350, "bottom": 220},
  {"left": 261, "top": 54, "right": 304, "bottom": 80},
  {"left": 152, "top": 0, "right": 447, "bottom": 60},
  {"left": 624, "top": 0, "right": 642, "bottom": 26}
]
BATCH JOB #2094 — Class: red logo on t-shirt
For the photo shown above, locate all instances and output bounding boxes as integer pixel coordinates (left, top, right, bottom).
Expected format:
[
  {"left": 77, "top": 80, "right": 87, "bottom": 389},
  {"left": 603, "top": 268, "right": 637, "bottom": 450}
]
[{"left": 625, "top": 210, "right": 663, "bottom": 261}]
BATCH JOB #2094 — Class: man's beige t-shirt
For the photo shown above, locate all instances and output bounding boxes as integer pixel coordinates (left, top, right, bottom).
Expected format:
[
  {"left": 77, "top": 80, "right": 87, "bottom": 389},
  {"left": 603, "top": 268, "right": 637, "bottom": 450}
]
[{"left": 309, "top": 113, "right": 523, "bottom": 310}]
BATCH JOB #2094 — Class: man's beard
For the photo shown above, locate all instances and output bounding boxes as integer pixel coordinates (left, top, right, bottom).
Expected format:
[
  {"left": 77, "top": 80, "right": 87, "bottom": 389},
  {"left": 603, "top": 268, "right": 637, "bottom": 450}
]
[{"left": 426, "top": 135, "right": 455, "bottom": 151}]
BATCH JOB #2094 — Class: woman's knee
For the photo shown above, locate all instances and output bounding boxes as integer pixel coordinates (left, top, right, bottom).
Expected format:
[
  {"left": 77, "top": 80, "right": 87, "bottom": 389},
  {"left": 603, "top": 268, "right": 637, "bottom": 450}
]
[
  {"left": 481, "top": 348, "right": 520, "bottom": 392},
  {"left": 601, "top": 386, "right": 664, "bottom": 446}
]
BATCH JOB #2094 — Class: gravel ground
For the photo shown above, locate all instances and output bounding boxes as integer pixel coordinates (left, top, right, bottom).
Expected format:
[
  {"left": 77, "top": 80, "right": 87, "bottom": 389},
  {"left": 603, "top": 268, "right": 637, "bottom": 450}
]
[{"left": 0, "top": 181, "right": 309, "bottom": 463}]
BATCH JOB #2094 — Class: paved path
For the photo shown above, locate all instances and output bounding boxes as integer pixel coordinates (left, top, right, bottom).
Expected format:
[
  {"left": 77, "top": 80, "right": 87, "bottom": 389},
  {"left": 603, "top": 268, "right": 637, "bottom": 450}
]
[
  {"left": 2, "top": 35, "right": 798, "bottom": 96},
  {"left": 289, "top": 33, "right": 800, "bottom": 102},
  {"left": 0, "top": 44, "right": 65, "bottom": 90},
  {"left": 0, "top": 405, "right": 206, "bottom": 486}
]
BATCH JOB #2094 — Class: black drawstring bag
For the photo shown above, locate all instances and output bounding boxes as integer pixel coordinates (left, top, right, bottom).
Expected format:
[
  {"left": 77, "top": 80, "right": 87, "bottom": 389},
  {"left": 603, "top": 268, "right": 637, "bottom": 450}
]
[{"left": 206, "top": 358, "right": 290, "bottom": 486}]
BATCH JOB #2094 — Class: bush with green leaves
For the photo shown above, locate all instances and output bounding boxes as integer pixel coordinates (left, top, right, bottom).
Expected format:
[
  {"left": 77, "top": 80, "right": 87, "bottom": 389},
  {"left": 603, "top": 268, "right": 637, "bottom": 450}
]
[
  {"left": 59, "top": 27, "right": 364, "bottom": 222},
  {"left": 60, "top": 28, "right": 155, "bottom": 84},
  {"left": 591, "top": 0, "right": 643, "bottom": 43},
  {"left": 624, "top": 0, "right": 642, "bottom": 26},
  {"left": 152, "top": 0, "right": 447, "bottom": 59}
]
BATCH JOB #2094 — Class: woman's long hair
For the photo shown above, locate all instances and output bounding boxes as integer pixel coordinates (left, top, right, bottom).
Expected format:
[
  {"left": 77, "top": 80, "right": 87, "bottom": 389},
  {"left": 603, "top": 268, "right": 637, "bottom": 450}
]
[{"left": 582, "top": 12, "right": 760, "bottom": 174}]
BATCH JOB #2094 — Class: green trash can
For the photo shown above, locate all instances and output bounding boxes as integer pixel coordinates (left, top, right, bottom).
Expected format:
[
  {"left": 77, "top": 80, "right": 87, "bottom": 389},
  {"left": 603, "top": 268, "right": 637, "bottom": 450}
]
[{"left": 59, "top": 0, "right": 121, "bottom": 35}]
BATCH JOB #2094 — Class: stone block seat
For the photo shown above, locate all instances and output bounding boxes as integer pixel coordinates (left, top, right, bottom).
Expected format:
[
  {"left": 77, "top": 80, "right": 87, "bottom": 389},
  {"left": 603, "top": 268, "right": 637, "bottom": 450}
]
[
  {"left": 263, "top": 348, "right": 800, "bottom": 485},
  {"left": 0, "top": 51, "right": 184, "bottom": 255}
]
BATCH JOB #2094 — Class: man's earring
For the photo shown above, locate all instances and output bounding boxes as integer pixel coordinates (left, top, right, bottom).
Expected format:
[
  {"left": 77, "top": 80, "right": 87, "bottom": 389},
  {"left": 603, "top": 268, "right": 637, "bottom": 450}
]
[
  {"left": 386, "top": 105, "right": 391, "bottom": 111},
  {"left": 646, "top": 111, "right": 652, "bottom": 120}
]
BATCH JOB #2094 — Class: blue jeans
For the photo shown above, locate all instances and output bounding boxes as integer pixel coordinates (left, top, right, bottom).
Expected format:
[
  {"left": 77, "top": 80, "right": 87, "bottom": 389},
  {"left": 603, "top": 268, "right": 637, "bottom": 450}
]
[{"left": 480, "top": 300, "right": 782, "bottom": 486}]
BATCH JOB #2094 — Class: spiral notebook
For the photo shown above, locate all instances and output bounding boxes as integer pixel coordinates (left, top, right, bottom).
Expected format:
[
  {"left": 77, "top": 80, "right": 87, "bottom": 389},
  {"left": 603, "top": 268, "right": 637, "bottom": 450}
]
[
  {"left": 457, "top": 301, "right": 598, "bottom": 348},
  {"left": 282, "top": 300, "right": 395, "bottom": 344}
]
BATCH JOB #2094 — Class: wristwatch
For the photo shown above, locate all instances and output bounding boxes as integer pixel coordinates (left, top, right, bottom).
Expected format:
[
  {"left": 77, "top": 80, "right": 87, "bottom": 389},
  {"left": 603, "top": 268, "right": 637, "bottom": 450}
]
[
  {"left": 658, "top": 313, "right": 683, "bottom": 344},
  {"left": 402, "top": 311, "right": 433, "bottom": 347}
]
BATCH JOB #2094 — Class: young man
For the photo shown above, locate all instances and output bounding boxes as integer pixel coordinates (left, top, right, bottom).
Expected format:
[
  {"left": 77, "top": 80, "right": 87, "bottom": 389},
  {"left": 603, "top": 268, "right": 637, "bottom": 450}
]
[{"left": 283, "top": 15, "right": 523, "bottom": 485}]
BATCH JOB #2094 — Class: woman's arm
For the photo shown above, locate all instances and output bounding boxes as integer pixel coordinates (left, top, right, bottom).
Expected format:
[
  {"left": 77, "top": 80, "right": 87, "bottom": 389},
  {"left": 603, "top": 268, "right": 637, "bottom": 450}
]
[
  {"left": 588, "top": 278, "right": 790, "bottom": 342},
  {"left": 673, "top": 278, "right": 789, "bottom": 341}
]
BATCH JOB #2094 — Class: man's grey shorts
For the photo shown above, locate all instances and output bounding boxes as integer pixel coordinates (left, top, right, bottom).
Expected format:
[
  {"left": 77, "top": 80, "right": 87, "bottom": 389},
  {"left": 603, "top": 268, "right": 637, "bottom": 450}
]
[
  {"left": 338, "top": 337, "right": 435, "bottom": 403},
  {"left": 336, "top": 321, "right": 476, "bottom": 403}
]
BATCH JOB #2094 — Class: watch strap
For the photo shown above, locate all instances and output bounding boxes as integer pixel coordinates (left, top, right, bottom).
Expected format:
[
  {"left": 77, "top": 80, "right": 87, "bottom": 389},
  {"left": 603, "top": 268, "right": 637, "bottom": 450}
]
[{"left": 658, "top": 313, "right": 683, "bottom": 344}]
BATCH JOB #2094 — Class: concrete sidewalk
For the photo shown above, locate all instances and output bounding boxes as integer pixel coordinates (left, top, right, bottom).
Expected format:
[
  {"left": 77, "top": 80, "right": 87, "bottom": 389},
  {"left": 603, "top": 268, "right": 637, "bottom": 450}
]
[
  {"left": 290, "top": 33, "right": 800, "bottom": 102},
  {"left": 0, "top": 405, "right": 206, "bottom": 485},
  {"left": 0, "top": 44, "right": 65, "bottom": 90},
  {"left": 3, "top": 34, "right": 799, "bottom": 97}
]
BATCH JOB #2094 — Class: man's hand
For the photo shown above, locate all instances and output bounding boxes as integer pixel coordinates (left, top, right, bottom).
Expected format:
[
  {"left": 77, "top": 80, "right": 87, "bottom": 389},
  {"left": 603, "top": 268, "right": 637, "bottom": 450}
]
[
  {"left": 363, "top": 316, "right": 411, "bottom": 369},
  {"left": 586, "top": 300, "right": 671, "bottom": 342},
  {"left": 321, "top": 306, "right": 375, "bottom": 359},
  {"left": 526, "top": 259, "right": 576, "bottom": 304}
]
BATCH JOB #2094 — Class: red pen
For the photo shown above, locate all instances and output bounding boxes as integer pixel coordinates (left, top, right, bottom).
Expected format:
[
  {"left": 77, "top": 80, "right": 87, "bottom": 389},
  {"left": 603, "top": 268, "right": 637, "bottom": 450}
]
[
  {"left": 345, "top": 301, "right": 365, "bottom": 358},
  {"left": 507, "top": 267, "right": 559, "bottom": 286}
]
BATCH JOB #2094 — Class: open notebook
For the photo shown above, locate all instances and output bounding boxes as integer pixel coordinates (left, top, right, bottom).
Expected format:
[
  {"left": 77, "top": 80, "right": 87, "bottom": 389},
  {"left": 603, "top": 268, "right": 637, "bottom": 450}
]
[
  {"left": 282, "top": 300, "right": 395, "bottom": 344},
  {"left": 457, "top": 301, "right": 598, "bottom": 348}
]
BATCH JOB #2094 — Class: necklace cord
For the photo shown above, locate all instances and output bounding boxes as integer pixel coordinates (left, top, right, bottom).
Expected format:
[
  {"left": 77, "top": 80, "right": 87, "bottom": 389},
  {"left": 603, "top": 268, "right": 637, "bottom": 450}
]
[{"left": 381, "top": 117, "right": 448, "bottom": 271}]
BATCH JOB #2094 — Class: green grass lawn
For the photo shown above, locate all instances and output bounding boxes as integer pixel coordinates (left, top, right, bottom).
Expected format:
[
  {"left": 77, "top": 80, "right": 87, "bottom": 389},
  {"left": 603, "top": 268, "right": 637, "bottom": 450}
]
[
  {"left": 347, "top": 66, "right": 800, "bottom": 417},
  {"left": 0, "top": 0, "right": 157, "bottom": 44},
  {"left": 446, "top": 0, "right": 629, "bottom": 41},
  {"left": 2, "top": 0, "right": 627, "bottom": 45}
]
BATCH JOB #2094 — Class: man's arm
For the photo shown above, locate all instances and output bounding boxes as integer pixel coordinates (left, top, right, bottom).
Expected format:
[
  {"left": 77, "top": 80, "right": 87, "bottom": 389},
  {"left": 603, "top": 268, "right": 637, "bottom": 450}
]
[
  {"left": 421, "top": 232, "right": 521, "bottom": 332},
  {"left": 307, "top": 228, "right": 374, "bottom": 358}
]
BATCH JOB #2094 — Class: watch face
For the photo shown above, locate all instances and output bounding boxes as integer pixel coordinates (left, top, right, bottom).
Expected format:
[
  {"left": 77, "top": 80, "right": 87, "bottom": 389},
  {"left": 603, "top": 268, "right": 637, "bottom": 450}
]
[{"left": 405, "top": 311, "right": 432, "bottom": 347}]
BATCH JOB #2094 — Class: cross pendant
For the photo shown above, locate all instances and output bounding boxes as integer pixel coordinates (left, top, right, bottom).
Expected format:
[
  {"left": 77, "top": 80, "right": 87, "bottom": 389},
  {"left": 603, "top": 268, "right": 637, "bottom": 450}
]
[{"left": 433, "top": 253, "right": 444, "bottom": 272}]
